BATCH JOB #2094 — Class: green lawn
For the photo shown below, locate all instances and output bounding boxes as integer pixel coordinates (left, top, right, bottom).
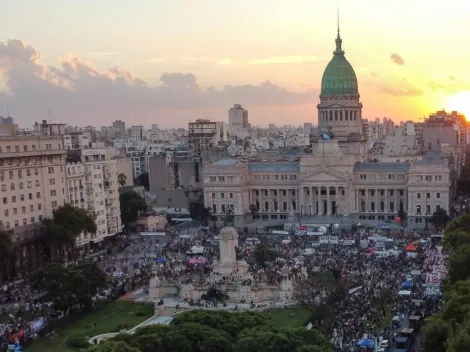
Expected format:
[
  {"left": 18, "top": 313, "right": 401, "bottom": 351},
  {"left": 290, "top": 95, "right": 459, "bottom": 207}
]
[
  {"left": 261, "top": 308, "right": 310, "bottom": 328},
  {"left": 25, "top": 301, "right": 154, "bottom": 352}
]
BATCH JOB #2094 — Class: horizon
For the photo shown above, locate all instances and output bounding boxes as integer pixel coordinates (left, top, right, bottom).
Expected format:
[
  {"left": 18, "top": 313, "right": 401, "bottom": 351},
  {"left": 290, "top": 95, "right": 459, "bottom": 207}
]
[{"left": 0, "top": 0, "right": 469, "bottom": 128}]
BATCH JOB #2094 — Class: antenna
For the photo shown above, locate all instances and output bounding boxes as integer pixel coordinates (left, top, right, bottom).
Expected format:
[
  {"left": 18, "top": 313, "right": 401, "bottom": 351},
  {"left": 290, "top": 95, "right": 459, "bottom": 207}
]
[{"left": 337, "top": 7, "right": 340, "bottom": 35}]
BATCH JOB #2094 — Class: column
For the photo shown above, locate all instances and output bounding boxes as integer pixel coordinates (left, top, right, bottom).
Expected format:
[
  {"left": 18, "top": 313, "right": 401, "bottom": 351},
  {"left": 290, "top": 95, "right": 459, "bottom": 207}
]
[
  {"left": 365, "top": 188, "right": 369, "bottom": 212},
  {"left": 277, "top": 188, "right": 281, "bottom": 214},
  {"left": 335, "top": 186, "right": 343, "bottom": 215},
  {"left": 327, "top": 186, "right": 331, "bottom": 215},
  {"left": 311, "top": 186, "right": 315, "bottom": 215},
  {"left": 396, "top": 188, "right": 399, "bottom": 213},
  {"left": 317, "top": 187, "right": 323, "bottom": 215},
  {"left": 375, "top": 188, "right": 379, "bottom": 213}
]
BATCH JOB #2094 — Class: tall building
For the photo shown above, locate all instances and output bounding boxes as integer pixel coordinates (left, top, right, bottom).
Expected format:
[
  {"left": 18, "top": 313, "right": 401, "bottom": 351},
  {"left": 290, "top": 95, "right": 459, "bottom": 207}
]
[
  {"left": 67, "top": 147, "right": 122, "bottom": 244},
  {"left": 228, "top": 104, "right": 249, "bottom": 139},
  {"left": 317, "top": 25, "right": 367, "bottom": 159},
  {"left": 188, "top": 119, "right": 218, "bottom": 158},
  {"left": 113, "top": 120, "right": 126, "bottom": 139},
  {"left": 0, "top": 135, "right": 68, "bottom": 268},
  {"left": 129, "top": 126, "right": 144, "bottom": 141}
]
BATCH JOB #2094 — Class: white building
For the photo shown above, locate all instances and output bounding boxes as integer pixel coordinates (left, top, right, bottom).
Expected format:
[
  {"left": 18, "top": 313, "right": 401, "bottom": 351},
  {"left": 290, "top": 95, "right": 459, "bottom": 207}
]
[
  {"left": 67, "top": 146, "right": 122, "bottom": 245},
  {"left": 228, "top": 104, "right": 249, "bottom": 139},
  {"left": 203, "top": 26, "right": 453, "bottom": 229},
  {"left": 129, "top": 125, "right": 144, "bottom": 141}
]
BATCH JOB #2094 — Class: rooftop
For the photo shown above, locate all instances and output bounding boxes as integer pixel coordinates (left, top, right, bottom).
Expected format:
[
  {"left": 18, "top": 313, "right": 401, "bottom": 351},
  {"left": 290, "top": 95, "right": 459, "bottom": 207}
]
[
  {"left": 248, "top": 162, "right": 300, "bottom": 173},
  {"left": 212, "top": 159, "right": 242, "bottom": 166},
  {"left": 353, "top": 162, "right": 410, "bottom": 172}
]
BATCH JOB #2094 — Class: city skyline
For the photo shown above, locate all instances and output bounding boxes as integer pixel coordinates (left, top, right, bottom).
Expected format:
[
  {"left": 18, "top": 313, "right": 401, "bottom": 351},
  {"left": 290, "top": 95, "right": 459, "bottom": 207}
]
[{"left": 0, "top": 0, "right": 469, "bottom": 128}]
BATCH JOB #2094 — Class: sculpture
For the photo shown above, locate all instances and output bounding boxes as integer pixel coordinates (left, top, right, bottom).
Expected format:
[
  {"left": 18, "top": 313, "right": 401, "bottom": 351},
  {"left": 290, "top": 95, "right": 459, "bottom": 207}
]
[
  {"left": 223, "top": 208, "right": 235, "bottom": 227},
  {"left": 321, "top": 126, "right": 334, "bottom": 140}
]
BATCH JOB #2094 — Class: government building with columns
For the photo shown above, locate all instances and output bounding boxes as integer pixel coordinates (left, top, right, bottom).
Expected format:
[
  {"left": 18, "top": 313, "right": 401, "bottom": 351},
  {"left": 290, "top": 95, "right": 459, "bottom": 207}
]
[{"left": 203, "top": 27, "right": 454, "bottom": 229}]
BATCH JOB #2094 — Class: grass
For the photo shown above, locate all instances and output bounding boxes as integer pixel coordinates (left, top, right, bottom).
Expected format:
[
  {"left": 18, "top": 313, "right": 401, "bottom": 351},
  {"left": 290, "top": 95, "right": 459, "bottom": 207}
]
[
  {"left": 261, "top": 308, "right": 310, "bottom": 328},
  {"left": 25, "top": 300, "right": 154, "bottom": 352}
]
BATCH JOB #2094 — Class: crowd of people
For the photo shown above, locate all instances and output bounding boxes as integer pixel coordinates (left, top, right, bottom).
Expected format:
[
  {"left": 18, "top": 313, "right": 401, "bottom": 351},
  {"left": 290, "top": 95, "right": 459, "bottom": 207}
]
[{"left": 0, "top": 221, "right": 444, "bottom": 351}]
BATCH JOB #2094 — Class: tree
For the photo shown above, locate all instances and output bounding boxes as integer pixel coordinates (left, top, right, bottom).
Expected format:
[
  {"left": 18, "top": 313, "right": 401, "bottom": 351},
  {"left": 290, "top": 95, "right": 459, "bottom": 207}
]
[
  {"left": 397, "top": 210, "right": 407, "bottom": 228},
  {"left": 117, "top": 173, "right": 127, "bottom": 188},
  {"left": 223, "top": 208, "right": 235, "bottom": 227},
  {"left": 201, "top": 207, "right": 212, "bottom": 226},
  {"left": 444, "top": 230, "right": 470, "bottom": 255},
  {"left": 30, "top": 262, "right": 106, "bottom": 313},
  {"left": 253, "top": 243, "right": 278, "bottom": 268},
  {"left": 135, "top": 172, "right": 149, "bottom": 191},
  {"left": 42, "top": 204, "right": 96, "bottom": 262},
  {"left": 448, "top": 244, "right": 470, "bottom": 283},
  {"left": 119, "top": 191, "right": 147, "bottom": 226},
  {"left": 88, "top": 340, "right": 141, "bottom": 352},
  {"left": 295, "top": 269, "right": 347, "bottom": 332},
  {"left": 422, "top": 314, "right": 451, "bottom": 352},
  {"left": 430, "top": 208, "right": 451, "bottom": 231},
  {"left": 249, "top": 204, "right": 258, "bottom": 219},
  {"left": 0, "top": 231, "right": 16, "bottom": 282},
  {"left": 93, "top": 310, "right": 332, "bottom": 352}
]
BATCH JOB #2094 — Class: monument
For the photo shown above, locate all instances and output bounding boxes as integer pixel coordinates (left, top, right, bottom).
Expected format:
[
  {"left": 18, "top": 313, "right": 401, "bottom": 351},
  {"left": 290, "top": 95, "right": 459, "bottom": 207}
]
[{"left": 213, "top": 209, "right": 249, "bottom": 274}]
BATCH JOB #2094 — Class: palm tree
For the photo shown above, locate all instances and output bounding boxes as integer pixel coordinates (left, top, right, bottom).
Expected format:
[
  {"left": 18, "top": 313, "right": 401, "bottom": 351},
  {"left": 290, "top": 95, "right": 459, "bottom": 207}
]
[
  {"left": 118, "top": 173, "right": 127, "bottom": 188},
  {"left": 0, "top": 231, "right": 16, "bottom": 282}
]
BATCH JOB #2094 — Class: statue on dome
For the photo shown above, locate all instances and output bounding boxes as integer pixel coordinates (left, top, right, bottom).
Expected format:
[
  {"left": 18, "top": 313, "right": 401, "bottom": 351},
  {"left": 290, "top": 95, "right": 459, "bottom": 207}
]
[{"left": 321, "top": 126, "right": 334, "bottom": 140}]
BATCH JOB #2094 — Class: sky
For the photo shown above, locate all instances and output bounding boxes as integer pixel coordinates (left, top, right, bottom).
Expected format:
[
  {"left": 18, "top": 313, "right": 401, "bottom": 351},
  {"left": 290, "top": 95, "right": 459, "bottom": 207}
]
[{"left": 0, "top": 0, "right": 469, "bottom": 128}]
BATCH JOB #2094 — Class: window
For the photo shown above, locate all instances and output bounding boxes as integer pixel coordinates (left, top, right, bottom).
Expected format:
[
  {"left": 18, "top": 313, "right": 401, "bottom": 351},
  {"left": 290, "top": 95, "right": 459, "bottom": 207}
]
[
  {"left": 50, "top": 190, "right": 56, "bottom": 197},
  {"left": 5, "top": 222, "right": 10, "bottom": 229},
  {"left": 30, "top": 217, "right": 35, "bottom": 223},
  {"left": 9, "top": 171, "right": 13, "bottom": 179},
  {"left": 221, "top": 193, "right": 225, "bottom": 199},
  {"left": 38, "top": 203, "right": 42, "bottom": 210},
  {"left": 26, "top": 169, "right": 30, "bottom": 176},
  {"left": 49, "top": 178, "right": 55, "bottom": 185},
  {"left": 360, "top": 174, "right": 366, "bottom": 180},
  {"left": 417, "top": 192, "right": 421, "bottom": 199},
  {"left": 15, "top": 146, "right": 19, "bottom": 152},
  {"left": 14, "top": 220, "right": 19, "bottom": 227},
  {"left": 10, "top": 183, "right": 15, "bottom": 191},
  {"left": 13, "top": 208, "right": 17, "bottom": 215},
  {"left": 12, "top": 196, "right": 16, "bottom": 203},
  {"left": 22, "top": 206, "right": 26, "bottom": 214},
  {"left": 52, "top": 201, "right": 58, "bottom": 208},
  {"left": 426, "top": 193, "right": 431, "bottom": 199},
  {"left": 18, "top": 170, "right": 22, "bottom": 178},
  {"left": 20, "top": 195, "right": 24, "bottom": 201},
  {"left": 36, "top": 192, "right": 41, "bottom": 198},
  {"left": 229, "top": 193, "right": 233, "bottom": 198},
  {"left": 4, "top": 209, "right": 8, "bottom": 217},
  {"left": 29, "top": 193, "right": 33, "bottom": 200},
  {"left": 19, "top": 182, "right": 23, "bottom": 189},
  {"left": 436, "top": 193, "right": 440, "bottom": 199},
  {"left": 23, "top": 218, "right": 27, "bottom": 225},
  {"left": 34, "top": 168, "right": 38, "bottom": 175},
  {"left": 35, "top": 180, "right": 40, "bottom": 187},
  {"left": 30, "top": 205, "right": 33, "bottom": 212}
]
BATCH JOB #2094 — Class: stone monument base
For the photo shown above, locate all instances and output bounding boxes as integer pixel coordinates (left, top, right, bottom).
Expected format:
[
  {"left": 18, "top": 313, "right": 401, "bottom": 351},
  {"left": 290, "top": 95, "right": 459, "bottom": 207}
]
[{"left": 213, "top": 260, "right": 249, "bottom": 275}]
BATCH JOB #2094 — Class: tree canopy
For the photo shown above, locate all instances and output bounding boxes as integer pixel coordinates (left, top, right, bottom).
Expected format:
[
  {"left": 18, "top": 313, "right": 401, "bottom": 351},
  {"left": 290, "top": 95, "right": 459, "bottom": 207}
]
[
  {"left": 253, "top": 243, "right": 279, "bottom": 268},
  {"left": 117, "top": 173, "right": 127, "bottom": 188},
  {"left": 135, "top": 172, "right": 149, "bottom": 191},
  {"left": 430, "top": 208, "right": 451, "bottom": 230},
  {"left": 0, "top": 230, "right": 16, "bottom": 281},
  {"left": 91, "top": 310, "right": 333, "bottom": 352},
  {"left": 119, "top": 191, "right": 147, "bottom": 225},
  {"left": 30, "top": 262, "right": 107, "bottom": 313},
  {"left": 42, "top": 204, "right": 97, "bottom": 262},
  {"left": 422, "top": 214, "right": 470, "bottom": 351}
]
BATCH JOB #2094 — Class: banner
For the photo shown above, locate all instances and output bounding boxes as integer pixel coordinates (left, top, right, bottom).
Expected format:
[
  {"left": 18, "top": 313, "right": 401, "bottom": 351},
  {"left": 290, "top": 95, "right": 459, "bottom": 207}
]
[{"left": 319, "top": 236, "right": 339, "bottom": 244}]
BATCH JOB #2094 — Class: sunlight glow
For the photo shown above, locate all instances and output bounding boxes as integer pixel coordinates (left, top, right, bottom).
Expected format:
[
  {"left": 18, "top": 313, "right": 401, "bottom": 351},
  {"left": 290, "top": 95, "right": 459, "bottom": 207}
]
[{"left": 447, "top": 91, "right": 470, "bottom": 120}]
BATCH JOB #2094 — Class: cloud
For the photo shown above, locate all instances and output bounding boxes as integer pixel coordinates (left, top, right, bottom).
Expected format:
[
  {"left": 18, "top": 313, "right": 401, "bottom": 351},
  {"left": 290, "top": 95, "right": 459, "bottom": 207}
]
[
  {"left": 86, "top": 52, "right": 121, "bottom": 57},
  {"left": 248, "top": 56, "right": 324, "bottom": 65},
  {"left": 390, "top": 53, "right": 405, "bottom": 66},
  {"left": 427, "top": 77, "right": 470, "bottom": 94},
  {"left": 146, "top": 57, "right": 167, "bottom": 63},
  {"left": 379, "top": 85, "right": 423, "bottom": 97},
  {"left": 428, "top": 81, "right": 445, "bottom": 92},
  {"left": 0, "top": 39, "right": 317, "bottom": 127}
]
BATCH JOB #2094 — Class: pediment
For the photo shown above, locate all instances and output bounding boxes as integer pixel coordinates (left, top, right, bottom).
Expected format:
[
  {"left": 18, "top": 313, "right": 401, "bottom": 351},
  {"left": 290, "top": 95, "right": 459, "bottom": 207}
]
[{"left": 300, "top": 165, "right": 350, "bottom": 182}]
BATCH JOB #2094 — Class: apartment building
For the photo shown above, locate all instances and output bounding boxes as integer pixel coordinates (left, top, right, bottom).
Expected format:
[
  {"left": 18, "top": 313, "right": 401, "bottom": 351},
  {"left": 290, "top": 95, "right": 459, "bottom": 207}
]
[
  {"left": 0, "top": 135, "right": 67, "bottom": 268},
  {"left": 67, "top": 146, "right": 122, "bottom": 245}
]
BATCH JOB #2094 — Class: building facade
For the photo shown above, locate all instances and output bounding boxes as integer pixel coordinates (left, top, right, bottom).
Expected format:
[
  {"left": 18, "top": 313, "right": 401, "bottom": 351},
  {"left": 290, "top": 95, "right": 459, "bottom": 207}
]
[
  {"left": 0, "top": 135, "right": 68, "bottom": 268},
  {"left": 203, "top": 26, "right": 453, "bottom": 229}
]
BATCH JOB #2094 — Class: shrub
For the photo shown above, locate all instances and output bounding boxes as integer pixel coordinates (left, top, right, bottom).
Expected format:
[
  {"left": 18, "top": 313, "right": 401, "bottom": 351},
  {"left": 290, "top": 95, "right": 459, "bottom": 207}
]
[
  {"left": 66, "top": 335, "right": 89, "bottom": 349},
  {"left": 135, "top": 311, "right": 147, "bottom": 317}
]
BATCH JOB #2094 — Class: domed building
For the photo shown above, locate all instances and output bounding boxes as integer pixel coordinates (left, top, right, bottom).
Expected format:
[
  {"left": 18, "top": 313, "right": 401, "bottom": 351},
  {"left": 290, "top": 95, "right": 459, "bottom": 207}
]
[{"left": 317, "top": 25, "right": 367, "bottom": 160}]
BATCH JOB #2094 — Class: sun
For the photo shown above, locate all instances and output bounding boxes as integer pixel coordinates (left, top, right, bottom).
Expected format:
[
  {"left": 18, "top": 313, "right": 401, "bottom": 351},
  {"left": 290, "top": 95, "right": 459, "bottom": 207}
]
[{"left": 447, "top": 91, "right": 470, "bottom": 120}]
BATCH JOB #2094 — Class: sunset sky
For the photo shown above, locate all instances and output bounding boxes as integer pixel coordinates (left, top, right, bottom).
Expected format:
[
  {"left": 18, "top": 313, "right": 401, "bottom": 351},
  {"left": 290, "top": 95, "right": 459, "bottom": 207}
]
[{"left": 0, "top": 0, "right": 469, "bottom": 128}]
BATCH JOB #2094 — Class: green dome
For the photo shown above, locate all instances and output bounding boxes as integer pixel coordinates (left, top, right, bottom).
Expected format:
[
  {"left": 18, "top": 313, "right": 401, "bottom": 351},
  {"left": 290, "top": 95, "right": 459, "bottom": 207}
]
[{"left": 320, "top": 33, "right": 358, "bottom": 97}]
